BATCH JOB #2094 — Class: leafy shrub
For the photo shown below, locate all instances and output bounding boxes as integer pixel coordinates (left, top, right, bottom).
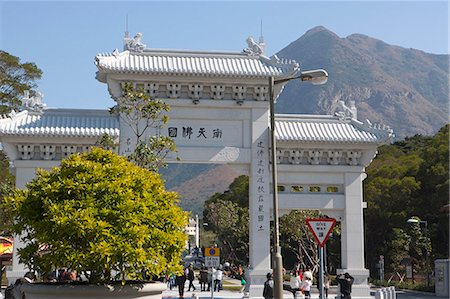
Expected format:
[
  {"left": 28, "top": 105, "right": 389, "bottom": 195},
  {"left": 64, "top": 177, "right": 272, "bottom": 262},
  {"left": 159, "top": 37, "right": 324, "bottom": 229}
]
[{"left": 4, "top": 148, "right": 187, "bottom": 283}]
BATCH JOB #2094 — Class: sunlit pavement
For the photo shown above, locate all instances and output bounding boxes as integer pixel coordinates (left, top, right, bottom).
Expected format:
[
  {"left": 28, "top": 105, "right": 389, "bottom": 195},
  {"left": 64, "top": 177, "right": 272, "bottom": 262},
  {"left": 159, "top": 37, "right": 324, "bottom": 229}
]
[
  {"left": 162, "top": 277, "right": 333, "bottom": 299},
  {"left": 2, "top": 281, "right": 445, "bottom": 299}
]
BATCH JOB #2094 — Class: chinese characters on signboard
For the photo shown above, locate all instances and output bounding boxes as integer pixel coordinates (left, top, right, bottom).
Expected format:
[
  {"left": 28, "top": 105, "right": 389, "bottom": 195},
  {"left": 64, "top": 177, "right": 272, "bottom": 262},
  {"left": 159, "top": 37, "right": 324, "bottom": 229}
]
[
  {"left": 123, "top": 126, "right": 225, "bottom": 154},
  {"left": 253, "top": 134, "right": 270, "bottom": 232},
  {"left": 167, "top": 126, "right": 223, "bottom": 139}
]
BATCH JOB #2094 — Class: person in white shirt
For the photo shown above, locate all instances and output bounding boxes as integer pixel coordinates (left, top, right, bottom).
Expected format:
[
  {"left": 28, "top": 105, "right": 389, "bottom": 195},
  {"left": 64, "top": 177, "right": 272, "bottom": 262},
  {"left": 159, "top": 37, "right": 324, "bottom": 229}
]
[
  {"left": 300, "top": 276, "right": 312, "bottom": 299},
  {"left": 303, "top": 267, "right": 313, "bottom": 281},
  {"left": 289, "top": 271, "right": 301, "bottom": 299},
  {"left": 214, "top": 265, "right": 223, "bottom": 292}
]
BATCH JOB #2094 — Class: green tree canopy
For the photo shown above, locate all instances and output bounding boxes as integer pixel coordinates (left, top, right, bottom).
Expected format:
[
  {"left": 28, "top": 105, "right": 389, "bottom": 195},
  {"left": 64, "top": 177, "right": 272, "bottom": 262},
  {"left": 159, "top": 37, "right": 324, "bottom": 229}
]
[
  {"left": 203, "top": 175, "right": 249, "bottom": 263},
  {"left": 0, "top": 150, "right": 14, "bottom": 234},
  {"left": 4, "top": 148, "right": 187, "bottom": 283},
  {"left": 0, "top": 51, "right": 42, "bottom": 115},
  {"left": 364, "top": 125, "right": 449, "bottom": 277},
  {"left": 111, "top": 83, "right": 177, "bottom": 171},
  {"left": 279, "top": 210, "right": 322, "bottom": 271}
]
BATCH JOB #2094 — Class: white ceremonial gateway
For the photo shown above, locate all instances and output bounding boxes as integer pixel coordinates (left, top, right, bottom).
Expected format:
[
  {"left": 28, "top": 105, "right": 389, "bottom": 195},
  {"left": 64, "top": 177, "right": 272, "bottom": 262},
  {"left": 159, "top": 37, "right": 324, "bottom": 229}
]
[{"left": 0, "top": 32, "right": 393, "bottom": 299}]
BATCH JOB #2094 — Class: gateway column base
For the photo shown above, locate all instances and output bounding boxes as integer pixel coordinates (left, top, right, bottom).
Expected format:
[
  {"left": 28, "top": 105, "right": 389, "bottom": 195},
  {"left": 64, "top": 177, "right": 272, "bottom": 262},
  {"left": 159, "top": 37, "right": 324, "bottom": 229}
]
[{"left": 248, "top": 269, "right": 269, "bottom": 299}]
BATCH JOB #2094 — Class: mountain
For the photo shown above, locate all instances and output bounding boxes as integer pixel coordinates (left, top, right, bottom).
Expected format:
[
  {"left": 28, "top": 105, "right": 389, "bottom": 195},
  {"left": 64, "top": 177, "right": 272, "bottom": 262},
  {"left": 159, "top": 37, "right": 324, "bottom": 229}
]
[
  {"left": 169, "top": 164, "right": 242, "bottom": 216},
  {"left": 160, "top": 163, "right": 215, "bottom": 189},
  {"left": 163, "top": 27, "right": 448, "bottom": 214},
  {"left": 276, "top": 26, "right": 449, "bottom": 139}
]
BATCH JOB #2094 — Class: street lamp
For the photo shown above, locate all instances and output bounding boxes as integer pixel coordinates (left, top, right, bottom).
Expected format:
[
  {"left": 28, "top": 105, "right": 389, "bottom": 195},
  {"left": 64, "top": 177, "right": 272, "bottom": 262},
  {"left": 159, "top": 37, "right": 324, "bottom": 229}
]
[
  {"left": 268, "top": 69, "right": 328, "bottom": 299},
  {"left": 407, "top": 217, "right": 430, "bottom": 287}
]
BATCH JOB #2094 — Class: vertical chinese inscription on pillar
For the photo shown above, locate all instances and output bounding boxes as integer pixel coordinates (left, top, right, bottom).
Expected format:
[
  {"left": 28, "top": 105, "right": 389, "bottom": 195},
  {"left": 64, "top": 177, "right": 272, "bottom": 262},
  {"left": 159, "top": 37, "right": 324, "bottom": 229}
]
[{"left": 252, "top": 135, "right": 270, "bottom": 232}]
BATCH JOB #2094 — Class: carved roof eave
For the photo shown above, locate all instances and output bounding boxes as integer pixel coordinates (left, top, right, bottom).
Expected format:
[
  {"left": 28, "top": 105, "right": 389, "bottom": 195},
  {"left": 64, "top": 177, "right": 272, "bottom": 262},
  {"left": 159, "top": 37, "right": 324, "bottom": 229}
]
[
  {"left": 350, "top": 118, "right": 395, "bottom": 144},
  {"left": 0, "top": 109, "right": 120, "bottom": 139},
  {"left": 275, "top": 114, "right": 395, "bottom": 146},
  {"left": 94, "top": 49, "right": 299, "bottom": 81}
]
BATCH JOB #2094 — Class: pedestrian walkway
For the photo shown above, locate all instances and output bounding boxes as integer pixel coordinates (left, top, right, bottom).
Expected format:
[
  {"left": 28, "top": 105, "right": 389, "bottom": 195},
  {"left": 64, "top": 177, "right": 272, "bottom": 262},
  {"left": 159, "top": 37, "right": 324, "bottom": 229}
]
[{"left": 162, "top": 276, "right": 337, "bottom": 299}]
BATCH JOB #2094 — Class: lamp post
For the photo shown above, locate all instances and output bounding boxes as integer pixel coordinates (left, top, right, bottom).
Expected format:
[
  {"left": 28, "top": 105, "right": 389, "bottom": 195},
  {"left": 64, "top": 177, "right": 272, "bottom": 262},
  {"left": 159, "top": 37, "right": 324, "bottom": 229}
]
[
  {"left": 407, "top": 217, "right": 430, "bottom": 287},
  {"left": 268, "top": 69, "right": 328, "bottom": 299}
]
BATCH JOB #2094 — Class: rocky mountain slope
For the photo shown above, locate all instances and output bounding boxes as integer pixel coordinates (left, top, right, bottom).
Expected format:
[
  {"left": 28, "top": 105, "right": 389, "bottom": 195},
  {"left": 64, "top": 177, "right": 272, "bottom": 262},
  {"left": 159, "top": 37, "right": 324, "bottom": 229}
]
[
  {"left": 168, "top": 164, "right": 242, "bottom": 215},
  {"left": 276, "top": 26, "right": 449, "bottom": 139}
]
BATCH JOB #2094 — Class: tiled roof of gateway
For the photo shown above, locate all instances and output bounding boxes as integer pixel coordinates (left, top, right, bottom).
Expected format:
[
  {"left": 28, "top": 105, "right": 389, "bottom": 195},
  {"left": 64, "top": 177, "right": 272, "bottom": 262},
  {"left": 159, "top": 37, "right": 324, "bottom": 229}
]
[
  {"left": 0, "top": 109, "right": 393, "bottom": 145},
  {"left": 95, "top": 49, "right": 299, "bottom": 80},
  {"left": 275, "top": 114, "right": 394, "bottom": 144},
  {"left": 0, "top": 109, "right": 119, "bottom": 138}
]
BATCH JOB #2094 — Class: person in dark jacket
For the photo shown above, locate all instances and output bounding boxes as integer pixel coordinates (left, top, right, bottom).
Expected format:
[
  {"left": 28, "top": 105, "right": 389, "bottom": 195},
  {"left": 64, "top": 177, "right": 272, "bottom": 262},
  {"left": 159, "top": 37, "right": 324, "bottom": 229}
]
[
  {"left": 199, "top": 266, "right": 208, "bottom": 291},
  {"left": 263, "top": 272, "right": 274, "bottom": 299},
  {"left": 187, "top": 264, "right": 196, "bottom": 291},
  {"left": 337, "top": 272, "right": 354, "bottom": 299},
  {"left": 175, "top": 270, "right": 187, "bottom": 298}
]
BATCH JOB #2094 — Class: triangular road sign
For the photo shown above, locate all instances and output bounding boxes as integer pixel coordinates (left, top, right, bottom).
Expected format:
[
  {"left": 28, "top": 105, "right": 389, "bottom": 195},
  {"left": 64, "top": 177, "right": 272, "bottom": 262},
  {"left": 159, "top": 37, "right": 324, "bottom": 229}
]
[{"left": 306, "top": 218, "right": 336, "bottom": 247}]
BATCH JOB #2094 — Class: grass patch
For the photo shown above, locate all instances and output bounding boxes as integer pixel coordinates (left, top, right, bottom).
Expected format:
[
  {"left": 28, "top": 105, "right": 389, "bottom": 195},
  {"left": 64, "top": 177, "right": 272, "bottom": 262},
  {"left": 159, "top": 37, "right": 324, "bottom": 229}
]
[{"left": 222, "top": 285, "right": 242, "bottom": 292}]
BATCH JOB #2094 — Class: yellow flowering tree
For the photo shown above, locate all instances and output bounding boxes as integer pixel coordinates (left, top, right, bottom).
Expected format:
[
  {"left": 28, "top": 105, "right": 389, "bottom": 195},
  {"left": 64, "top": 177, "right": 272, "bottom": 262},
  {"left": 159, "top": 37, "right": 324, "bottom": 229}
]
[{"left": 5, "top": 147, "right": 187, "bottom": 283}]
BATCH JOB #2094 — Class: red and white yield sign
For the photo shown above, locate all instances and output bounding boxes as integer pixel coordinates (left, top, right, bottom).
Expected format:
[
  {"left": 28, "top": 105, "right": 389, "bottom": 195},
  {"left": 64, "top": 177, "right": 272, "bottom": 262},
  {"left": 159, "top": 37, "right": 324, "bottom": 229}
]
[{"left": 306, "top": 218, "right": 336, "bottom": 247}]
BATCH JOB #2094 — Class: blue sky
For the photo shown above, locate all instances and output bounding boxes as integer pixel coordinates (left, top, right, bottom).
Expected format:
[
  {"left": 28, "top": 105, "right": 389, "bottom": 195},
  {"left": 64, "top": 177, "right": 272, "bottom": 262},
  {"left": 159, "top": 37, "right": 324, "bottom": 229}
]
[{"left": 0, "top": 1, "right": 448, "bottom": 110}]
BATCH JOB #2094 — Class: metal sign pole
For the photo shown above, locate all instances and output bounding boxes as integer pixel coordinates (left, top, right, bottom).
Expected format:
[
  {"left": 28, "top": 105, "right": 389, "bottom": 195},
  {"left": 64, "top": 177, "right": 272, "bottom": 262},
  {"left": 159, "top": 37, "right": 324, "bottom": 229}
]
[
  {"left": 319, "top": 246, "right": 324, "bottom": 299},
  {"left": 210, "top": 267, "right": 214, "bottom": 299}
]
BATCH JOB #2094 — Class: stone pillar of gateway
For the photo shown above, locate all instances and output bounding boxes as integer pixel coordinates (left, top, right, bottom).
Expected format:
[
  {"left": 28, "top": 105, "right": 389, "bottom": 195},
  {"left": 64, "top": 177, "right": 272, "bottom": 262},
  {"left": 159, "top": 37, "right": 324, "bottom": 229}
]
[{"left": 0, "top": 32, "right": 394, "bottom": 298}]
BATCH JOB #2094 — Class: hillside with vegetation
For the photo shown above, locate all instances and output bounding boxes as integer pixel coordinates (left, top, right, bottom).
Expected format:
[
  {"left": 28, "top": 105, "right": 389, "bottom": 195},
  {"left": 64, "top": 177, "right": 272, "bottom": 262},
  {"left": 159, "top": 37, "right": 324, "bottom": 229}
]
[
  {"left": 167, "top": 164, "right": 242, "bottom": 216},
  {"left": 364, "top": 125, "right": 449, "bottom": 279}
]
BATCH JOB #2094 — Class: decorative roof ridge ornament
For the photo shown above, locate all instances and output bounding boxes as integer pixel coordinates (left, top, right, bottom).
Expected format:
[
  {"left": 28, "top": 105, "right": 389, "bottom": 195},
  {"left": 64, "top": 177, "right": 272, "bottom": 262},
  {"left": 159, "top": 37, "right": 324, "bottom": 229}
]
[
  {"left": 335, "top": 100, "right": 357, "bottom": 120},
  {"left": 243, "top": 36, "right": 264, "bottom": 56},
  {"left": 336, "top": 100, "right": 394, "bottom": 143},
  {"left": 22, "top": 90, "right": 46, "bottom": 114},
  {"left": 124, "top": 32, "right": 146, "bottom": 53}
]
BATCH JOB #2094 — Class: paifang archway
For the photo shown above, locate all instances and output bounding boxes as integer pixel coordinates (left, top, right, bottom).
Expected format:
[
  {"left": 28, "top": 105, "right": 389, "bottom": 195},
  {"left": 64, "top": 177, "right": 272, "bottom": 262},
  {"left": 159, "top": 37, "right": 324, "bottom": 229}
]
[{"left": 0, "top": 34, "right": 393, "bottom": 298}]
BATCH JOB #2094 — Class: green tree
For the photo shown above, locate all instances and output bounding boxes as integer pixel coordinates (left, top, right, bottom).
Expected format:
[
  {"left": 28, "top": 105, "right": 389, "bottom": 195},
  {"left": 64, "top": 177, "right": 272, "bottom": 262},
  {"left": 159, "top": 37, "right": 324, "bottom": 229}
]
[
  {"left": 279, "top": 210, "right": 321, "bottom": 271},
  {"left": 0, "top": 51, "right": 42, "bottom": 115},
  {"left": 406, "top": 217, "right": 430, "bottom": 282},
  {"left": 3, "top": 148, "right": 187, "bottom": 283},
  {"left": 415, "top": 125, "right": 449, "bottom": 259},
  {"left": 203, "top": 199, "right": 249, "bottom": 263},
  {"left": 111, "top": 83, "right": 177, "bottom": 171},
  {"left": 203, "top": 175, "right": 249, "bottom": 263},
  {"left": 364, "top": 145, "right": 422, "bottom": 275},
  {"left": 364, "top": 125, "right": 449, "bottom": 280},
  {"left": 0, "top": 150, "right": 14, "bottom": 234},
  {"left": 384, "top": 228, "right": 409, "bottom": 275}
]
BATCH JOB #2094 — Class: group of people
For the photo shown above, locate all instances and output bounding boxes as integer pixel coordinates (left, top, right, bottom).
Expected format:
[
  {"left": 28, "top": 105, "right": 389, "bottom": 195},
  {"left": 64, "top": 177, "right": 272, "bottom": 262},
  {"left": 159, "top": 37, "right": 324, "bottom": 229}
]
[
  {"left": 172, "top": 264, "right": 224, "bottom": 298},
  {"left": 263, "top": 267, "right": 354, "bottom": 299},
  {"left": 4, "top": 269, "right": 80, "bottom": 299},
  {"left": 288, "top": 267, "right": 314, "bottom": 299}
]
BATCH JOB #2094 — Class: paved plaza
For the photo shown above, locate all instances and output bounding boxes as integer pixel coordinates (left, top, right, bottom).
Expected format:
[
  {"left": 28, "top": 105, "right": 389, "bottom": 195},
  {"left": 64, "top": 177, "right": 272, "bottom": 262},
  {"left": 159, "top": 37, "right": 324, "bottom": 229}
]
[{"left": 1, "top": 280, "right": 445, "bottom": 299}]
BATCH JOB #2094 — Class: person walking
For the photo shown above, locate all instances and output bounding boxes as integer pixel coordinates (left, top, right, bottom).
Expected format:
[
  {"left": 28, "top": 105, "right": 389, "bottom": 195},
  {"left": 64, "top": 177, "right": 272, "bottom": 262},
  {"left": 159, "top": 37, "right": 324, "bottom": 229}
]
[
  {"left": 290, "top": 271, "right": 301, "bottom": 298},
  {"left": 199, "top": 266, "right": 208, "bottom": 291},
  {"left": 239, "top": 269, "right": 247, "bottom": 293},
  {"left": 207, "top": 268, "right": 213, "bottom": 291},
  {"left": 263, "top": 272, "right": 274, "bottom": 299},
  {"left": 337, "top": 272, "right": 354, "bottom": 299},
  {"left": 214, "top": 265, "right": 223, "bottom": 292},
  {"left": 168, "top": 272, "right": 176, "bottom": 290},
  {"left": 324, "top": 272, "right": 331, "bottom": 299},
  {"left": 187, "top": 264, "right": 196, "bottom": 291},
  {"left": 176, "top": 269, "right": 187, "bottom": 298},
  {"left": 300, "top": 276, "right": 312, "bottom": 299}
]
